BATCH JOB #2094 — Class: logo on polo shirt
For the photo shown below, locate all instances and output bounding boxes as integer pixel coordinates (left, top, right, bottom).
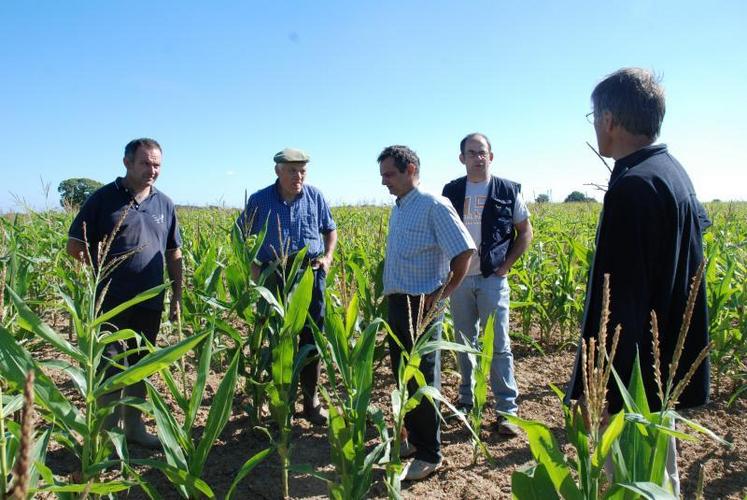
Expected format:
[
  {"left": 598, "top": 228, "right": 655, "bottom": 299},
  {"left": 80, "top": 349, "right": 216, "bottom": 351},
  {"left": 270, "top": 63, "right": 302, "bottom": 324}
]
[{"left": 152, "top": 214, "right": 165, "bottom": 224}]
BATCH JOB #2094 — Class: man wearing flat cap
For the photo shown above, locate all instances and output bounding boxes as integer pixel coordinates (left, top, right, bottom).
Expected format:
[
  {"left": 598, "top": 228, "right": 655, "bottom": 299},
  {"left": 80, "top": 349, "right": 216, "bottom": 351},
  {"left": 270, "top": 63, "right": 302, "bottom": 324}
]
[{"left": 236, "top": 148, "right": 337, "bottom": 425}]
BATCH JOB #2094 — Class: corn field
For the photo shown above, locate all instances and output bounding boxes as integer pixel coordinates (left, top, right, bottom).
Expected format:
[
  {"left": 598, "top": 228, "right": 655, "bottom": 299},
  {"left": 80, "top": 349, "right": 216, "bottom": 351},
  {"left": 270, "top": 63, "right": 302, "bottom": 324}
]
[{"left": 0, "top": 201, "right": 744, "bottom": 498}]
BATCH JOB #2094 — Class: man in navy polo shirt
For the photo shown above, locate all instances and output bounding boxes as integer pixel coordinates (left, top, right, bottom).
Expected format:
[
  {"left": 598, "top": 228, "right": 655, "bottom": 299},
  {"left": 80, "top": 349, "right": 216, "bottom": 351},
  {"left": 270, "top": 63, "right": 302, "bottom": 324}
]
[
  {"left": 236, "top": 147, "right": 337, "bottom": 425},
  {"left": 67, "top": 137, "right": 182, "bottom": 448}
]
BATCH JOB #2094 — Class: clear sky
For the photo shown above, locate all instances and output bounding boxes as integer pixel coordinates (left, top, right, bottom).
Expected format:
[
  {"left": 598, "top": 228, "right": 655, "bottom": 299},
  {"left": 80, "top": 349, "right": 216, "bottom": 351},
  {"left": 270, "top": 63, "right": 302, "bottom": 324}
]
[{"left": 1, "top": 0, "right": 745, "bottom": 212}]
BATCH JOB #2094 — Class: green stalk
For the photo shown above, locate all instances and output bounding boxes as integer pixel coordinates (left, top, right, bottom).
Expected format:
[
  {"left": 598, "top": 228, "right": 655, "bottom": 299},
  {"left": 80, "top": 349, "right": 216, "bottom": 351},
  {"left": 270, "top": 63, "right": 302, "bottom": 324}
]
[
  {"left": 84, "top": 271, "right": 98, "bottom": 480},
  {"left": 280, "top": 440, "right": 289, "bottom": 498},
  {"left": 177, "top": 313, "right": 187, "bottom": 394},
  {"left": 0, "top": 383, "right": 8, "bottom": 496}
]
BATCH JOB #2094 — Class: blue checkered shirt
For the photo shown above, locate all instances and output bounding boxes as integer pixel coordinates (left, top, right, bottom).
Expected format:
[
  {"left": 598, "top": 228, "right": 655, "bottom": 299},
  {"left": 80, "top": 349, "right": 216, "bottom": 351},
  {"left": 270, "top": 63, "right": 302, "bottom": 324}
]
[
  {"left": 236, "top": 181, "right": 336, "bottom": 263},
  {"left": 383, "top": 188, "right": 476, "bottom": 295}
]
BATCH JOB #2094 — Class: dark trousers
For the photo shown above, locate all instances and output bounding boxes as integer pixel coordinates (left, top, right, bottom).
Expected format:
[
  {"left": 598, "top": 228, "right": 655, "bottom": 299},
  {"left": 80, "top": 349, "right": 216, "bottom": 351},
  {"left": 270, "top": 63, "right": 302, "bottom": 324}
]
[
  {"left": 263, "top": 264, "right": 326, "bottom": 404},
  {"left": 100, "top": 296, "right": 162, "bottom": 379},
  {"left": 386, "top": 294, "right": 442, "bottom": 464}
]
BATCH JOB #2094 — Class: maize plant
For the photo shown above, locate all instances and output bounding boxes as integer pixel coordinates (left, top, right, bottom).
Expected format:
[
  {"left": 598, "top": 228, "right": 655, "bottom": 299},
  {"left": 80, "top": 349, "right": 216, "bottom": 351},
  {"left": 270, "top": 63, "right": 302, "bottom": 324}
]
[
  {"left": 301, "top": 293, "right": 389, "bottom": 499},
  {"left": 382, "top": 295, "right": 482, "bottom": 499},
  {"left": 0, "top": 220, "right": 208, "bottom": 496},
  {"left": 263, "top": 261, "right": 315, "bottom": 498},
  {"left": 507, "top": 271, "right": 732, "bottom": 499},
  {"left": 2, "top": 372, "right": 52, "bottom": 499},
  {"left": 465, "top": 313, "right": 496, "bottom": 465}
]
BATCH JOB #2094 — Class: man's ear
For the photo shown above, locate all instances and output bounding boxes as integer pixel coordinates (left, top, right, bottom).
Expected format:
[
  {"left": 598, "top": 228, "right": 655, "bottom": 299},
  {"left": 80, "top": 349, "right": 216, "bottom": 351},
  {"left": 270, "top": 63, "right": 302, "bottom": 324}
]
[
  {"left": 407, "top": 163, "right": 417, "bottom": 176},
  {"left": 601, "top": 110, "right": 615, "bottom": 132},
  {"left": 459, "top": 153, "right": 466, "bottom": 165}
]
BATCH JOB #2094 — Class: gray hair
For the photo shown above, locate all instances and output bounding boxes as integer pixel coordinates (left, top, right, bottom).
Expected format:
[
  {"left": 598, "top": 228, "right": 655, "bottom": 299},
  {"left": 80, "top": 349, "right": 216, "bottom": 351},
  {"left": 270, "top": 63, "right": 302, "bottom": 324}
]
[{"left": 591, "top": 68, "right": 666, "bottom": 140}]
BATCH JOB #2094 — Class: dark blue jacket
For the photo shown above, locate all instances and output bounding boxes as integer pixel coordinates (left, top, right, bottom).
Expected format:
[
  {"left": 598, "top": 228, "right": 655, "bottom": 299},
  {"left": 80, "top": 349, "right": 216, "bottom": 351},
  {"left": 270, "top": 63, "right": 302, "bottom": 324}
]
[
  {"left": 566, "top": 144, "right": 711, "bottom": 412},
  {"left": 442, "top": 176, "right": 521, "bottom": 278}
]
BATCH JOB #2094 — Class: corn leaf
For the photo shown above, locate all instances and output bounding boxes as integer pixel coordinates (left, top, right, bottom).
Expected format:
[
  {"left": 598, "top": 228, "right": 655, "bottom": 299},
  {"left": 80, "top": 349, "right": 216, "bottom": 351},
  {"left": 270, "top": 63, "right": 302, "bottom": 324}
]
[
  {"left": 511, "top": 463, "right": 560, "bottom": 500},
  {"left": 0, "top": 326, "right": 86, "bottom": 434},
  {"left": 95, "top": 330, "right": 209, "bottom": 396},
  {"left": 282, "top": 266, "right": 313, "bottom": 334},
  {"left": 592, "top": 410, "right": 625, "bottom": 469},
  {"left": 191, "top": 348, "right": 241, "bottom": 477},
  {"left": 225, "top": 447, "right": 274, "bottom": 500},
  {"left": 38, "top": 481, "right": 137, "bottom": 494},
  {"left": 130, "top": 459, "right": 215, "bottom": 498},
  {"left": 607, "top": 481, "right": 677, "bottom": 500},
  {"left": 7, "top": 285, "right": 86, "bottom": 363},
  {"left": 92, "top": 283, "right": 169, "bottom": 328},
  {"left": 185, "top": 330, "right": 214, "bottom": 430},
  {"left": 146, "top": 383, "right": 190, "bottom": 469},
  {"left": 503, "top": 414, "right": 582, "bottom": 500}
]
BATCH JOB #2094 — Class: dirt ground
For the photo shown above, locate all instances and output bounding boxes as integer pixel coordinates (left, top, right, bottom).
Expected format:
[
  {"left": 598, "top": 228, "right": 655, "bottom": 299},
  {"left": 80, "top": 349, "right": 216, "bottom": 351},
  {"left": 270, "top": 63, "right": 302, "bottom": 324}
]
[{"left": 37, "top": 334, "right": 745, "bottom": 499}]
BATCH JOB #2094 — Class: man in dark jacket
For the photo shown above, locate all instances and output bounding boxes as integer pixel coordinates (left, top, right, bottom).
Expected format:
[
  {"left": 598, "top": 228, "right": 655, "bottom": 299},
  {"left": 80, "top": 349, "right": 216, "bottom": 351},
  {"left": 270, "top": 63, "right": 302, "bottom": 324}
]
[
  {"left": 442, "top": 133, "right": 533, "bottom": 436},
  {"left": 566, "top": 68, "right": 711, "bottom": 496}
]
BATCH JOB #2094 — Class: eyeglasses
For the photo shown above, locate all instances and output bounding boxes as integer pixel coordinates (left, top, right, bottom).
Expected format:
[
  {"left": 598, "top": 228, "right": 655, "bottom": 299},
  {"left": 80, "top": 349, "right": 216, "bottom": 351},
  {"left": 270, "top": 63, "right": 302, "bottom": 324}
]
[
  {"left": 466, "top": 151, "right": 490, "bottom": 159},
  {"left": 585, "top": 111, "right": 595, "bottom": 124}
]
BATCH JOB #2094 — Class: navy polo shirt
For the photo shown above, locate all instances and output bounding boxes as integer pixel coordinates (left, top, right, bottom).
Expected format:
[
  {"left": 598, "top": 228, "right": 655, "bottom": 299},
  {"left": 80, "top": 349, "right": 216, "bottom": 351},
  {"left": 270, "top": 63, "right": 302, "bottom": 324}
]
[{"left": 68, "top": 178, "right": 182, "bottom": 310}]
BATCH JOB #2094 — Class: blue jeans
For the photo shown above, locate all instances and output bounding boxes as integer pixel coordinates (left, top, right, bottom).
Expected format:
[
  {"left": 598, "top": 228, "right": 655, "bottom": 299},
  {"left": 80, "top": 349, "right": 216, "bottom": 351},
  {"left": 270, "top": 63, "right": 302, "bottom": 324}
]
[{"left": 450, "top": 274, "right": 518, "bottom": 414}]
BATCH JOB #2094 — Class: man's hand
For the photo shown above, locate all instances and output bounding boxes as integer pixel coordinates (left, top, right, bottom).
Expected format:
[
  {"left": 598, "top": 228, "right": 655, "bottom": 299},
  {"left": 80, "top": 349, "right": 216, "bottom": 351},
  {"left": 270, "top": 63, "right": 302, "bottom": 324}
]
[
  {"left": 312, "top": 254, "right": 333, "bottom": 274},
  {"left": 169, "top": 299, "right": 181, "bottom": 322},
  {"left": 66, "top": 238, "right": 89, "bottom": 264},
  {"left": 424, "top": 292, "right": 438, "bottom": 315},
  {"left": 314, "top": 229, "right": 337, "bottom": 274},
  {"left": 166, "top": 248, "right": 183, "bottom": 323},
  {"left": 494, "top": 218, "right": 533, "bottom": 278},
  {"left": 495, "top": 263, "right": 510, "bottom": 277},
  {"left": 250, "top": 262, "right": 261, "bottom": 282}
]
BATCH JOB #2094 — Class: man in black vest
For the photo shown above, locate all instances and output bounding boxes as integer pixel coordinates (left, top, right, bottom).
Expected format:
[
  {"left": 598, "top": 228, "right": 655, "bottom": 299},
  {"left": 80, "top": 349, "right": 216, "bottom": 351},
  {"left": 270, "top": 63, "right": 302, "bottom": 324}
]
[
  {"left": 442, "top": 133, "right": 533, "bottom": 436},
  {"left": 565, "top": 68, "right": 711, "bottom": 496}
]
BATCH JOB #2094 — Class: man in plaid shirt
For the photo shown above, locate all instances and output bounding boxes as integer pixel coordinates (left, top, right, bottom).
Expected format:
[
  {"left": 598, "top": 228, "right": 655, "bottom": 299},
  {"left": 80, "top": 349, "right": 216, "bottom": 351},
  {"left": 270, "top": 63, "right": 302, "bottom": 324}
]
[{"left": 378, "top": 145, "right": 475, "bottom": 481}]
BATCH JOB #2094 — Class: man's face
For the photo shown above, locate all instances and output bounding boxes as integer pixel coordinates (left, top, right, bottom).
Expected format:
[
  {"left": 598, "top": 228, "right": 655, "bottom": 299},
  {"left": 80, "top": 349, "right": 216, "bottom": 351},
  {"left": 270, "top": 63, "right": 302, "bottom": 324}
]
[
  {"left": 459, "top": 136, "right": 493, "bottom": 181},
  {"left": 275, "top": 162, "right": 307, "bottom": 197},
  {"left": 124, "top": 146, "right": 161, "bottom": 190},
  {"left": 380, "top": 157, "right": 416, "bottom": 198}
]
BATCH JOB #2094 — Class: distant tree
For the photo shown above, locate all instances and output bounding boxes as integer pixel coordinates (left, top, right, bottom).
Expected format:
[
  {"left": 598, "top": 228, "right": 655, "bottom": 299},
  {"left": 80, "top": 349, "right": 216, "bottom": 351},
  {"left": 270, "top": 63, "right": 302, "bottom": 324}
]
[
  {"left": 564, "top": 191, "right": 593, "bottom": 203},
  {"left": 58, "top": 178, "right": 103, "bottom": 208},
  {"left": 535, "top": 193, "right": 550, "bottom": 204}
]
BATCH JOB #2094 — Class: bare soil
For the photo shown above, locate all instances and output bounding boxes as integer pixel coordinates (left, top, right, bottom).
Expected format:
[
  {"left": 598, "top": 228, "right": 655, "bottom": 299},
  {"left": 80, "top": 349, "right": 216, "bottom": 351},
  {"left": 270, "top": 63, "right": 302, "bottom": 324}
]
[{"left": 36, "top": 328, "right": 745, "bottom": 499}]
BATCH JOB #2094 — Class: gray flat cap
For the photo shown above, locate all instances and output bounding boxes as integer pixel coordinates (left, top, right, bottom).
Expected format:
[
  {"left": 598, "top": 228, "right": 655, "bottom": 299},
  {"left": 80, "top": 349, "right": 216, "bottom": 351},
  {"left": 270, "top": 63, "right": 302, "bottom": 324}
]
[{"left": 273, "top": 148, "right": 310, "bottom": 163}]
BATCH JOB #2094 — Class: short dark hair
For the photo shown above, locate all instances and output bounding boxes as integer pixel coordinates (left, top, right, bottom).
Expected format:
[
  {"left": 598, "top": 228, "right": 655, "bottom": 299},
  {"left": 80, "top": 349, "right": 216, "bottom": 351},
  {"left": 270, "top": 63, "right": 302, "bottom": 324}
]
[
  {"left": 124, "top": 138, "right": 162, "bottom": 162},
  {"left": 591, "top": 68, "right": 666, "bottom": 140},
  {"left": 459, "top": 133, "right": 492, "bottom": 154},
  {"left": 377, "top": 145, "right": 420, "bottom": 174}
]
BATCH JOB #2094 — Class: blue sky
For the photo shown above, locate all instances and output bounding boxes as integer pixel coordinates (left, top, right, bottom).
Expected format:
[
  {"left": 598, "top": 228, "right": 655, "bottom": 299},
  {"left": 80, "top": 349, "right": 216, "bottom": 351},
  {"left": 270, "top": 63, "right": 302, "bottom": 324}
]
[{"left": 1, "top": 0, "right": 745, "bottom": 211}]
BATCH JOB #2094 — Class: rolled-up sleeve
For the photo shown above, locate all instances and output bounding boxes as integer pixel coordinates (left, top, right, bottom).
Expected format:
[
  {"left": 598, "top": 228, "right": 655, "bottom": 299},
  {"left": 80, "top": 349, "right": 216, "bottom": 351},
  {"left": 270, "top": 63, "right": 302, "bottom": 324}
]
[
  {"left": 431, "top": 200, "right": 476, "bottom": 260},
  {"left": 317, "top": 192, "right": 337, "bottom": 233}
]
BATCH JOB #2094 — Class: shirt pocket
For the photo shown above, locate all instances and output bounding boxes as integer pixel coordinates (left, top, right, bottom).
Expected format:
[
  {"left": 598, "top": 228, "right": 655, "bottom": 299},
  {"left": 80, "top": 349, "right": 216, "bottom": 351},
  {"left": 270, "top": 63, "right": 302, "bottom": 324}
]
[
  {"left": 302, "top": 212, "right": 319, "bottom": 240},
  {"left": 491, "top": 198, "right": 514, "bottom": 238}
]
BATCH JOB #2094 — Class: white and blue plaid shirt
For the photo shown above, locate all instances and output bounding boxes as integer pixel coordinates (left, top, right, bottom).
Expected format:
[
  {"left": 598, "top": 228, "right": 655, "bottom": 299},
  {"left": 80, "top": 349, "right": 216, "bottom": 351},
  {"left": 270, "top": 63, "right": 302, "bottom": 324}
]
[{"left": 383, "top": 188, "right": 476, "bottom": 296}]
